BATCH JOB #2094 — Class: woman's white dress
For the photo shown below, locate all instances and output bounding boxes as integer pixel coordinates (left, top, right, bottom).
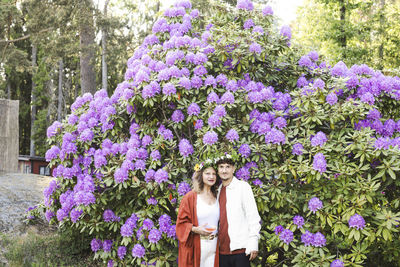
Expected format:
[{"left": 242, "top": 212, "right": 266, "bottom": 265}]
[{"left": 197, "top": 195, "right": 220, "bottom": 267}]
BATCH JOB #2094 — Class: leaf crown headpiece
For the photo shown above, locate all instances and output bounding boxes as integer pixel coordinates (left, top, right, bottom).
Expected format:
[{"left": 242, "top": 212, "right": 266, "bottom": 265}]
[{"left": 194, "top": 150, "right": 238, "bottom": 171}]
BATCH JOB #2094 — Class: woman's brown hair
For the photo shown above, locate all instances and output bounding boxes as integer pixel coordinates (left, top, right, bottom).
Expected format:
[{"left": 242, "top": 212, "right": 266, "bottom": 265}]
[{"left": 192, "top": 167, "right": 219, "bottom": 198}]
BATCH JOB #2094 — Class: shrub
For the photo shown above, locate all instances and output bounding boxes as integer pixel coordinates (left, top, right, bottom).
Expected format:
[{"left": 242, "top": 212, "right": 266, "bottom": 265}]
[{"left": 43, "top": 0, "right": 400, "bottom": 266}]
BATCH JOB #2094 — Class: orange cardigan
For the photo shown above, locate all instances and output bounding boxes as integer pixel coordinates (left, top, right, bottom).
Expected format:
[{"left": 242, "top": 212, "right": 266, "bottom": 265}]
[{"left": 176, "top": 191, "right": 219, "bottom": 267}]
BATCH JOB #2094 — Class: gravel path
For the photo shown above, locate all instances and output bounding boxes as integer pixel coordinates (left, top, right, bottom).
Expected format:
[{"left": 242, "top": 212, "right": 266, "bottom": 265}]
[{"left": 0, "top": 172, "right": 52, "bottom": 233}]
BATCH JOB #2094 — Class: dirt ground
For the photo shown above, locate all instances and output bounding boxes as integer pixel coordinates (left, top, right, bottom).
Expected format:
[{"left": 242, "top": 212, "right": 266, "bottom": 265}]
[{"left": 0, "top": 172, "right": 52, "bottom": 234}]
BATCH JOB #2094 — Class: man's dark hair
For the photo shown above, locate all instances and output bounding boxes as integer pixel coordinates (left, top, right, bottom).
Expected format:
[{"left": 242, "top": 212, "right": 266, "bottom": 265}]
[{"left": 216, "top": 158, "right": 235, "bottom": 166}]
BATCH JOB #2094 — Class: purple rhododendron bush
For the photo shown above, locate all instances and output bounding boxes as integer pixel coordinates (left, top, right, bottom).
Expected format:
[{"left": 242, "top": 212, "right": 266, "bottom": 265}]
[{"left": 41, "top": 0, "right": 400, "bottom": 266}]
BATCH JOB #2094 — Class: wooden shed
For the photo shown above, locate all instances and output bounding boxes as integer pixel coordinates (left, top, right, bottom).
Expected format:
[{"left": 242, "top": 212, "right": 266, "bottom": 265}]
[{"left": 18, "top": 155, "right": 51, "bottom": 176}]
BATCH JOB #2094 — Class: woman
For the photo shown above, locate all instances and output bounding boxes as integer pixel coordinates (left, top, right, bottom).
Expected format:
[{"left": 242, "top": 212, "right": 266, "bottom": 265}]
[{"left": 176, "top": 164, "right": 220, "bottom": 267}]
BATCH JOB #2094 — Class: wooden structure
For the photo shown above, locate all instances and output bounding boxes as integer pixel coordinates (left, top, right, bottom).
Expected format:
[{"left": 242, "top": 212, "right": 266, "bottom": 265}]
[
  {"left": 18, "top": 155, "right": 51, "bottom": 176},
  {"left": 0, "top": 99, "right": 19, "bottom": 172}
]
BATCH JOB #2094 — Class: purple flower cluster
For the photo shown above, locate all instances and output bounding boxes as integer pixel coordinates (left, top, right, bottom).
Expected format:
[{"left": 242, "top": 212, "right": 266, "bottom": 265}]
[
  {"left": 311, "top": 131, "right": 328, "bottom": 147},
  {"left": 312, "top": 232, "right": 326, "bottom": 247},
  {"left": 207, "top": 92, "right": 219, "bottom": 103},
  {"left": 226, "top": 129, "right": 239, "bottom": 142},
  {"left": 91, "top": 238, "right": 102, "bottom": 252},
  {"left": 147, "top": 197, "right": 158, "bottom": 205},
  {"left": 308, "top": 197, "right": 323, "bottom": 213},
  {"left": 178, "top": 181, "right": 191, "bottom": 196},
  {"left": 132, "top": 244, "right": 145, "bottom": 258},
  {"left": 301, "top": 230, "right": 313, "bottom": 246},
  {"left": 155, "top": 169, "right": 169, "bottom": 183},
  {"left": 243, "top": 19, "right": 254, "bottom": 29},
  {"left": 239, "top": 144, "right": 251, "bottom": 158},
  {"left": 44, "top": 179, "right": 58, "bottom": 207},
  {"left": 253, "top": 26, "right": 264, "bottom": 35},
  {"left": 374, "top": 137, "right": 400, "bottom": 149},
  {"left": 47, "top": 121, "right": 63, "bottom": 138},
  {"left": 313, "top": 152, "right": 327, "bottom": 173},
  {"left": 179, "top": 139, "right": 194, "bottom": 157},
  {"left": 171, "top": 110, "right": 185, "bottom": 123},
  {"left": 208, "top": 114, "right": 222, "bottom": 128},
  {"left": 187, "top": 103, "right": 200, "bottom": 116},
  {"left": 79, "top": 128, "right": 94, "bottom": 142},
  {"left": 114, "top": 167, "right": 129, "bottom": 183},
  {"left": 158, "top": 214, "right": 176, "bottom": 238},
  {"left": 331, "top": 61, "right": 349, "bottom": 77},
  {"left": 236, "top": 0, "right": 254, "bottom": 11},
  {"left": 143, "top": 218, "right": 154, "bottom": 230},
  {"left": 252, "top": 179, "right": 263, "bottom": 187},
  {"left": 265, "top": 128, "right": 286, "bottom": 145},
  {"left": 120, "top": 213, "right": 138, "bottom": 237},
  {"left": 214, "top": 105, "right": 226, "bottom": 117},
  {"left": 262, "top": 5, "right": 273, "bottom": 16},
  {"left": 280, "top": 25, "right": 292, "bottom": 40},
  {"left": 292, "top": 143, "right": 304, "bottom": 155},
  {"left": 249, "top": 42, "right": 262, "bottom": 54},
  {"left": 301, "top": 231, "right": 326, "bottom": 247},
  {"left": 348, "top": 213, "right": 366, "bottom": 229},
  {"left": 275, "top": 225, "right": 284, "bottom": 235},
  {"left": 221, "top": 91, "right": 235, "bottom": 104},
  {"left": 103, "top": 240, "right": 113, "bottom": 252},
  {"left": 45, "top": 146, "right": 60, "bottom": 162},
  {"left": 194, "top": 119, "right": 203, "bottom": 130},
  {"left": 273, "top": 117, "right": 287, "bottom": 129},
  {"left": 293, "top": 215, "right": 304, "bottom": 228},
  {"left": 326, "top": 92, "right": 338, "bottom": 105},
  {"left": 203, "top": 131, "right": 218, "bottom": 145},
  {"left": 118, "top": 246, "right": 127, "bottom": 260},
  {"left": 331, "top": 259, "right": 344, "bottom": 267},
  {"left": 45, "top": 210, "right": 55, "bottom": 221},
  {"left": 279, "top": 229, "right": 293, "bottom": 244},
  {"left": 159, "top": 126, "right": 174, "bottom": 140},
  {"left": 236, "top": 167, "right": 250, "bottom": 181},
  {"left": 313, "top": 78, "right": 325, "bottom": 89},
  {"left": 103, "top": 209, "right": 120, "bottom": 223},
  {"left": 148, "top": 229, "right": 162, "bottom": 243},
  {"left": 151, "top": 150, "right": 161, "bottom": 161}
]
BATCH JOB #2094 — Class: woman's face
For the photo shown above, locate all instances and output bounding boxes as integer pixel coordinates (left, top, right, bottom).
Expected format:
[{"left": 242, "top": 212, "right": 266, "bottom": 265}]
[{"left": 202, "top": 167, "right": 217, "bottom": 187}]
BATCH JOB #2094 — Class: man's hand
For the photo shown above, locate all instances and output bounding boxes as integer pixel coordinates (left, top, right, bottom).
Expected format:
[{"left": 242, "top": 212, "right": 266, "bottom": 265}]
[{"left": 249, "top": 250, "right": 258, "bottom": 261}]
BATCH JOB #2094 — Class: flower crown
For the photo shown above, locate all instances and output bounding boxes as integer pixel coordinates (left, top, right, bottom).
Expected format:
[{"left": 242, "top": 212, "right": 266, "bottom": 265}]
[{"left": 194, "top": 153, "right": 235, "bottom": 171}]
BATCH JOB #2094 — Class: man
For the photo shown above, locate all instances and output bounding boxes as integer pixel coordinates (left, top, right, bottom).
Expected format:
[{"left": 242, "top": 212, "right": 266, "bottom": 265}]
[{"left": 217, "top": 156, "right": 261, "bottom": 267}]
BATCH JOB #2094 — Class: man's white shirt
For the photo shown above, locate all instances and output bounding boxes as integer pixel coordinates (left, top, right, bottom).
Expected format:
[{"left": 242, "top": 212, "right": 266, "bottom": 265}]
[{"left": 218, "top": 177, "right": 261, "bottom": 254}]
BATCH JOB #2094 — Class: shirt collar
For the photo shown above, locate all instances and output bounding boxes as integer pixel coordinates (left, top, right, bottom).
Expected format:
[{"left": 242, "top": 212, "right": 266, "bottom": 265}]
[{"left": 226, "top": 176, "right": 239, "bottom": 189}]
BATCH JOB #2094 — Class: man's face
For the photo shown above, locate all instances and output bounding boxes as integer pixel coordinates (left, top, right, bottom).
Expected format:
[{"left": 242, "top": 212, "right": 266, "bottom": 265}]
[{"left": 218, "top": 163, "right": 235, "bottom": 180}]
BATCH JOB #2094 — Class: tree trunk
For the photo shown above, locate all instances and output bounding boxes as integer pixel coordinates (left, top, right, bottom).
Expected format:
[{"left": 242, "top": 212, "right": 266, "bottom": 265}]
[
  {"left": 79, "top": 0, "right": 96, "bottom": 95},
  {"left": 378, "top": 0, "right": 385, "bottom": 70},
  {"left": 339, "top": 0, "right": 346, "bottom": 50},
  {"left": 30, "top": 45, "right": 37, "bottom": 157},
  {"left": 6, "top": 77, "right": 11, "bottom": 99},
  {"left": 58, "top": 59, "right": 63, "bottom": 122},
  {"left": 75, "top": 60, "right": 80, "bottom": 100},
  {"left": 102, "top": 0, "right": 110, "bottom": 92}
]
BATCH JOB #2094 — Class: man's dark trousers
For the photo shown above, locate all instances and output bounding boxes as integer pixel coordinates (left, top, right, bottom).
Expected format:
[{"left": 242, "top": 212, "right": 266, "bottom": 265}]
[{"left": 220, "top": 253, "right": 251, "bottom": 267}]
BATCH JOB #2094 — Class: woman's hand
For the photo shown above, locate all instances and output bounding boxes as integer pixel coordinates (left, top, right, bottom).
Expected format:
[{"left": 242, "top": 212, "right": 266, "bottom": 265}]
[{"left": 191, "top": 224, "right": 213, "bottom": 236}]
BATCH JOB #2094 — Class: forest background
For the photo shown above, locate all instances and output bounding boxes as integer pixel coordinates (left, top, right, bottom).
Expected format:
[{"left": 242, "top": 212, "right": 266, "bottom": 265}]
[{"left": 0, "top": 0, "right": 400, "bottom": 158}]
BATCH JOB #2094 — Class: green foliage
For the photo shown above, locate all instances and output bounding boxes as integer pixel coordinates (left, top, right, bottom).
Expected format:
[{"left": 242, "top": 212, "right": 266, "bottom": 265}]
[
  {"left": 0, "top": 228, "right": 99, "bottom": 267},
  {"left": 42, "top": 1, "right": 400, "bottom": 266},
  {"left": 294, "top": 0, "right": 400, "bottom": 72},
  {"left": 1, "top": 0, "right": 166, "bottom": 156}
]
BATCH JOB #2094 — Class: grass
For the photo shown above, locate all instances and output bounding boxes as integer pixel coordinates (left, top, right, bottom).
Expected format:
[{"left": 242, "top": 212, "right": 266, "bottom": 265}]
[{"left": 0, "top": 220, "right": 100, "bottom": 267}]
